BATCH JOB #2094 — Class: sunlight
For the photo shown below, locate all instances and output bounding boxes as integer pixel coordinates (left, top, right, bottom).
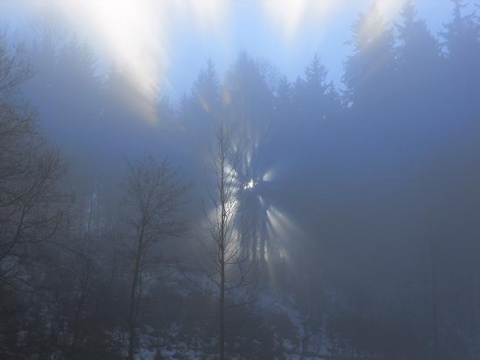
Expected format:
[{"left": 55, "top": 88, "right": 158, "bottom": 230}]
[
  {"left": 177, "top": 0, "right": 229, "bottom": 35},
  {"left": 266, "top": 206, "right": 299, "bottom": 241},
  {"left": 198, "top": 94, "right": 211, "bottom": 113},
  {"left": 261, "top": 0, "right": 348, "bottom": 42},
  {"left": 263, "top": 205, "right": 303, "bottom": 265},
  {"left": 262, "top": 168, "right": 276, "bottom": 182},
  {"left": 91, "top": 0, "right": 166, "bottom": 125},
  {"left": 376, "top": 0, "right": 408, "bottom": 23},
  {"left": 357, "top": 0, "right": 407, "bottom": 46},
  {"left": 259, "top": 195, "right": 266, "bottom": 207},
  {"left": 50, "top": 0, "right": 227, "bottom": 125},
  {"left": 40, "top": 0, "right": 410, "bottom": 125},
  {"left": 222, "top": 87, "right": 232, "bottom": 106},
  {"left": 244, "top": 179, "right": 255, "bottom": 190},
  {"left": 261, "top": 0, "right": 408, "bottom": 46},
  {"left": 51, "top": 0, "right": 165, "bottom": 125},
  {"left": 26, "top": 0, "right": 413, "bottom": 126}
]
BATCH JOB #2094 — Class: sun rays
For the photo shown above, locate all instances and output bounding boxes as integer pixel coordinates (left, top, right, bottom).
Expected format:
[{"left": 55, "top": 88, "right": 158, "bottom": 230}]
[
  {"left": 46, "top": 0, "right": 227, "bottom": 125},
  {"left": 33, "top": 0, "right": 413, "bottom": 124},
  {"left": 260, "top": 0, "right": 349, "bottom": 43},
  {"left": 236, "top": 164, "right": 302, "bottom": 270}
]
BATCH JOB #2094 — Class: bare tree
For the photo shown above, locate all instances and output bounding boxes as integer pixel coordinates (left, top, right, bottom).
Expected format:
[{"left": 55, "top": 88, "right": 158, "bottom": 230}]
[
  {"left": 123, "top": 156, "right": 188, "bottom": 360},
  {"left": 0, "top": 29, "right": 32, "bottom": 99},
  {"left": 0, "top": 31, "right": 64, "bottom": 287},
  {"left": 201, "top": 123, "right": 256, "bottom": 360}
]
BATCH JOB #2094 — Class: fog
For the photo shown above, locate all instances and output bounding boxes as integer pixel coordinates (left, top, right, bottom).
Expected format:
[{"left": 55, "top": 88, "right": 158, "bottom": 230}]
[{"left": 1, "top": 1, "right": 480, "bottom": 359}]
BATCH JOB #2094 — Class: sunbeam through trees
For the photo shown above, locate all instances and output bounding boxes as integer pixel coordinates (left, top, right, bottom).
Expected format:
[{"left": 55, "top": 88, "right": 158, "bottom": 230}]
[{"left": 1, "top": 0, "right": 480, "bottom": 359}]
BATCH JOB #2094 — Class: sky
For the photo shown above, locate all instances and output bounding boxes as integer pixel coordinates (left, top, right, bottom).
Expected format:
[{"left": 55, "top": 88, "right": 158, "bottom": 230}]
[{"left": 0, "top": 0, "right": 461, "bottom": 102}]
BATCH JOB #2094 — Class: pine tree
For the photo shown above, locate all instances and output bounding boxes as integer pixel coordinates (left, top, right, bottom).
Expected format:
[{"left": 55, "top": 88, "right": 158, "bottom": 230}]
[{"left": 343, "top": 5, "right": 396, "bottom": 114}]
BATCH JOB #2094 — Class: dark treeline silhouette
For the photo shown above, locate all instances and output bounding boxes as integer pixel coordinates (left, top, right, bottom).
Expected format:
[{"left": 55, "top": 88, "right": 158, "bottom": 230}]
[{"left": 1, "top": 1, "right": 480, "bottom": 359}]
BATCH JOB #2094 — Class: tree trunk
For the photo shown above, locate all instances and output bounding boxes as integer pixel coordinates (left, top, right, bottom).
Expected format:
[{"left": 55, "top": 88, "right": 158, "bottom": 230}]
[
  {"left": 127, "top": 225, "right": 145, "bottom": 360},
  {"left": 220, "top": 260, "right": 225, "bottom": 360},
  {"left": 219, "top": 145, "right": 226, "bottom": 360},
  {"left": 429, "top": 238, "right": 438, "bottom": 360}
]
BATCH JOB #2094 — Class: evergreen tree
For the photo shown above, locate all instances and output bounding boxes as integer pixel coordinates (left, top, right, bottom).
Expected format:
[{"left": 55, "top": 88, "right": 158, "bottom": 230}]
[
  {"left": 178, "top": 59, "right": 222, "bottom": 148},
  {"left": 292, "top": 54, "right": 340, "bottom": 143},
  {"left": 396, "top": 0, "right": 442, "bottom": 99},
  {"left": 442, "top": 0, "right": 480, "bottom": 122},
  {"left": 390, "top": 4, "right": 447, "bottom": 357},
  {"left": 223, "top": 52, "right": 275, "bottom": 261},
  {"left": 298, "top": 54, "right": 336, "bottom": 117},
  {"left": 438, "top": 2, "right": 480, "bottom": 355},
  {"left": 343, "top": 5, "right": 396, "bottom": 114}
]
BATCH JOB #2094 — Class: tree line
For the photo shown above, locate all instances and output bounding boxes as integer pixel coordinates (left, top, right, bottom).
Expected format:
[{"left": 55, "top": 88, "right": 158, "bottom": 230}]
[{"left": 1, "top": 0, "right": 480, "bottom": 359}]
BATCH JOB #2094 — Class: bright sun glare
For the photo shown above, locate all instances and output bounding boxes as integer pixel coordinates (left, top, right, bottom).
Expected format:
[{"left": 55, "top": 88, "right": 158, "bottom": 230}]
[
  {"left": 244, "top": 179, "right": 255, "bottom": 190},
  {"left": 51, "top": 0, "right": 227, "bottom": 125}
]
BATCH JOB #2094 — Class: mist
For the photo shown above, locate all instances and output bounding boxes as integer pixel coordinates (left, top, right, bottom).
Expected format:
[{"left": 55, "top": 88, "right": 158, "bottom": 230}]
[{"left": 1, "top": 1, "right": 480, "bottom": 359}]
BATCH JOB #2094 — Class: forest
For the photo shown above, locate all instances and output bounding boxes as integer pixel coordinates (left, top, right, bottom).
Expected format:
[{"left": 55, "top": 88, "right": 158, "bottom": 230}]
[{"left": 1, "top": 1, "right": 480, "bottom": 359}]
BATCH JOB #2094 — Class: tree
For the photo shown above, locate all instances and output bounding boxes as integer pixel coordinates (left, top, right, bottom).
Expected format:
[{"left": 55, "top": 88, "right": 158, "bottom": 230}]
[
  {"left": 394, "top": 7, "right": 444, "bottom": 356},
  {"left": 289, "top": 54, "right": 341, "bottom": 159},
  {"left": 394, "top": 0, "right": 444, "bottom": 134},
  {"left": 187, "top": 60, "right": 221, "bottom": 121},
  {"left": 395, "top": 0, "right": 442, "bottom": 105},
  {"left": 442, "top": 0, "right": 480, "bottom": 124},
  {"left": 223, "top": 52, "right": 275, "bottom": 264},
  {"left": 296, "top": 54, "right": 337, "bottom": 117},
  {"left": 0, "top": 33, "right": 65, "bottom": 287},
  {"left": 443, "top": 0, "right": 480, "bottom": 102},
  {"left": 0, "top": 30, "right": 70, "bottom": 359},
  {"left": 123, "top": 156, "right": 187, "bottom": 360},
  {"left": 225, "top": 52, "right": 274, "bottom": 157},
  {"left": 434, "top": 2, "right": 480, "bottom": 356},
  {"left": 343, "top": 4, "right": 395, "bottom": 114},
  {"left": 202, "top": 123, "right": 256, "bottom": 360},
  {"left": 178, "top": 60, "right": 222, "bottom": 167}
]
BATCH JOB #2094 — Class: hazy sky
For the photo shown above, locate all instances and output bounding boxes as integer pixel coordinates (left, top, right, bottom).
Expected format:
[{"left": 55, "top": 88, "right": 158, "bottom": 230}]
[{"left": 0, "top": 0, "right": 462, "bottom": 101}]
